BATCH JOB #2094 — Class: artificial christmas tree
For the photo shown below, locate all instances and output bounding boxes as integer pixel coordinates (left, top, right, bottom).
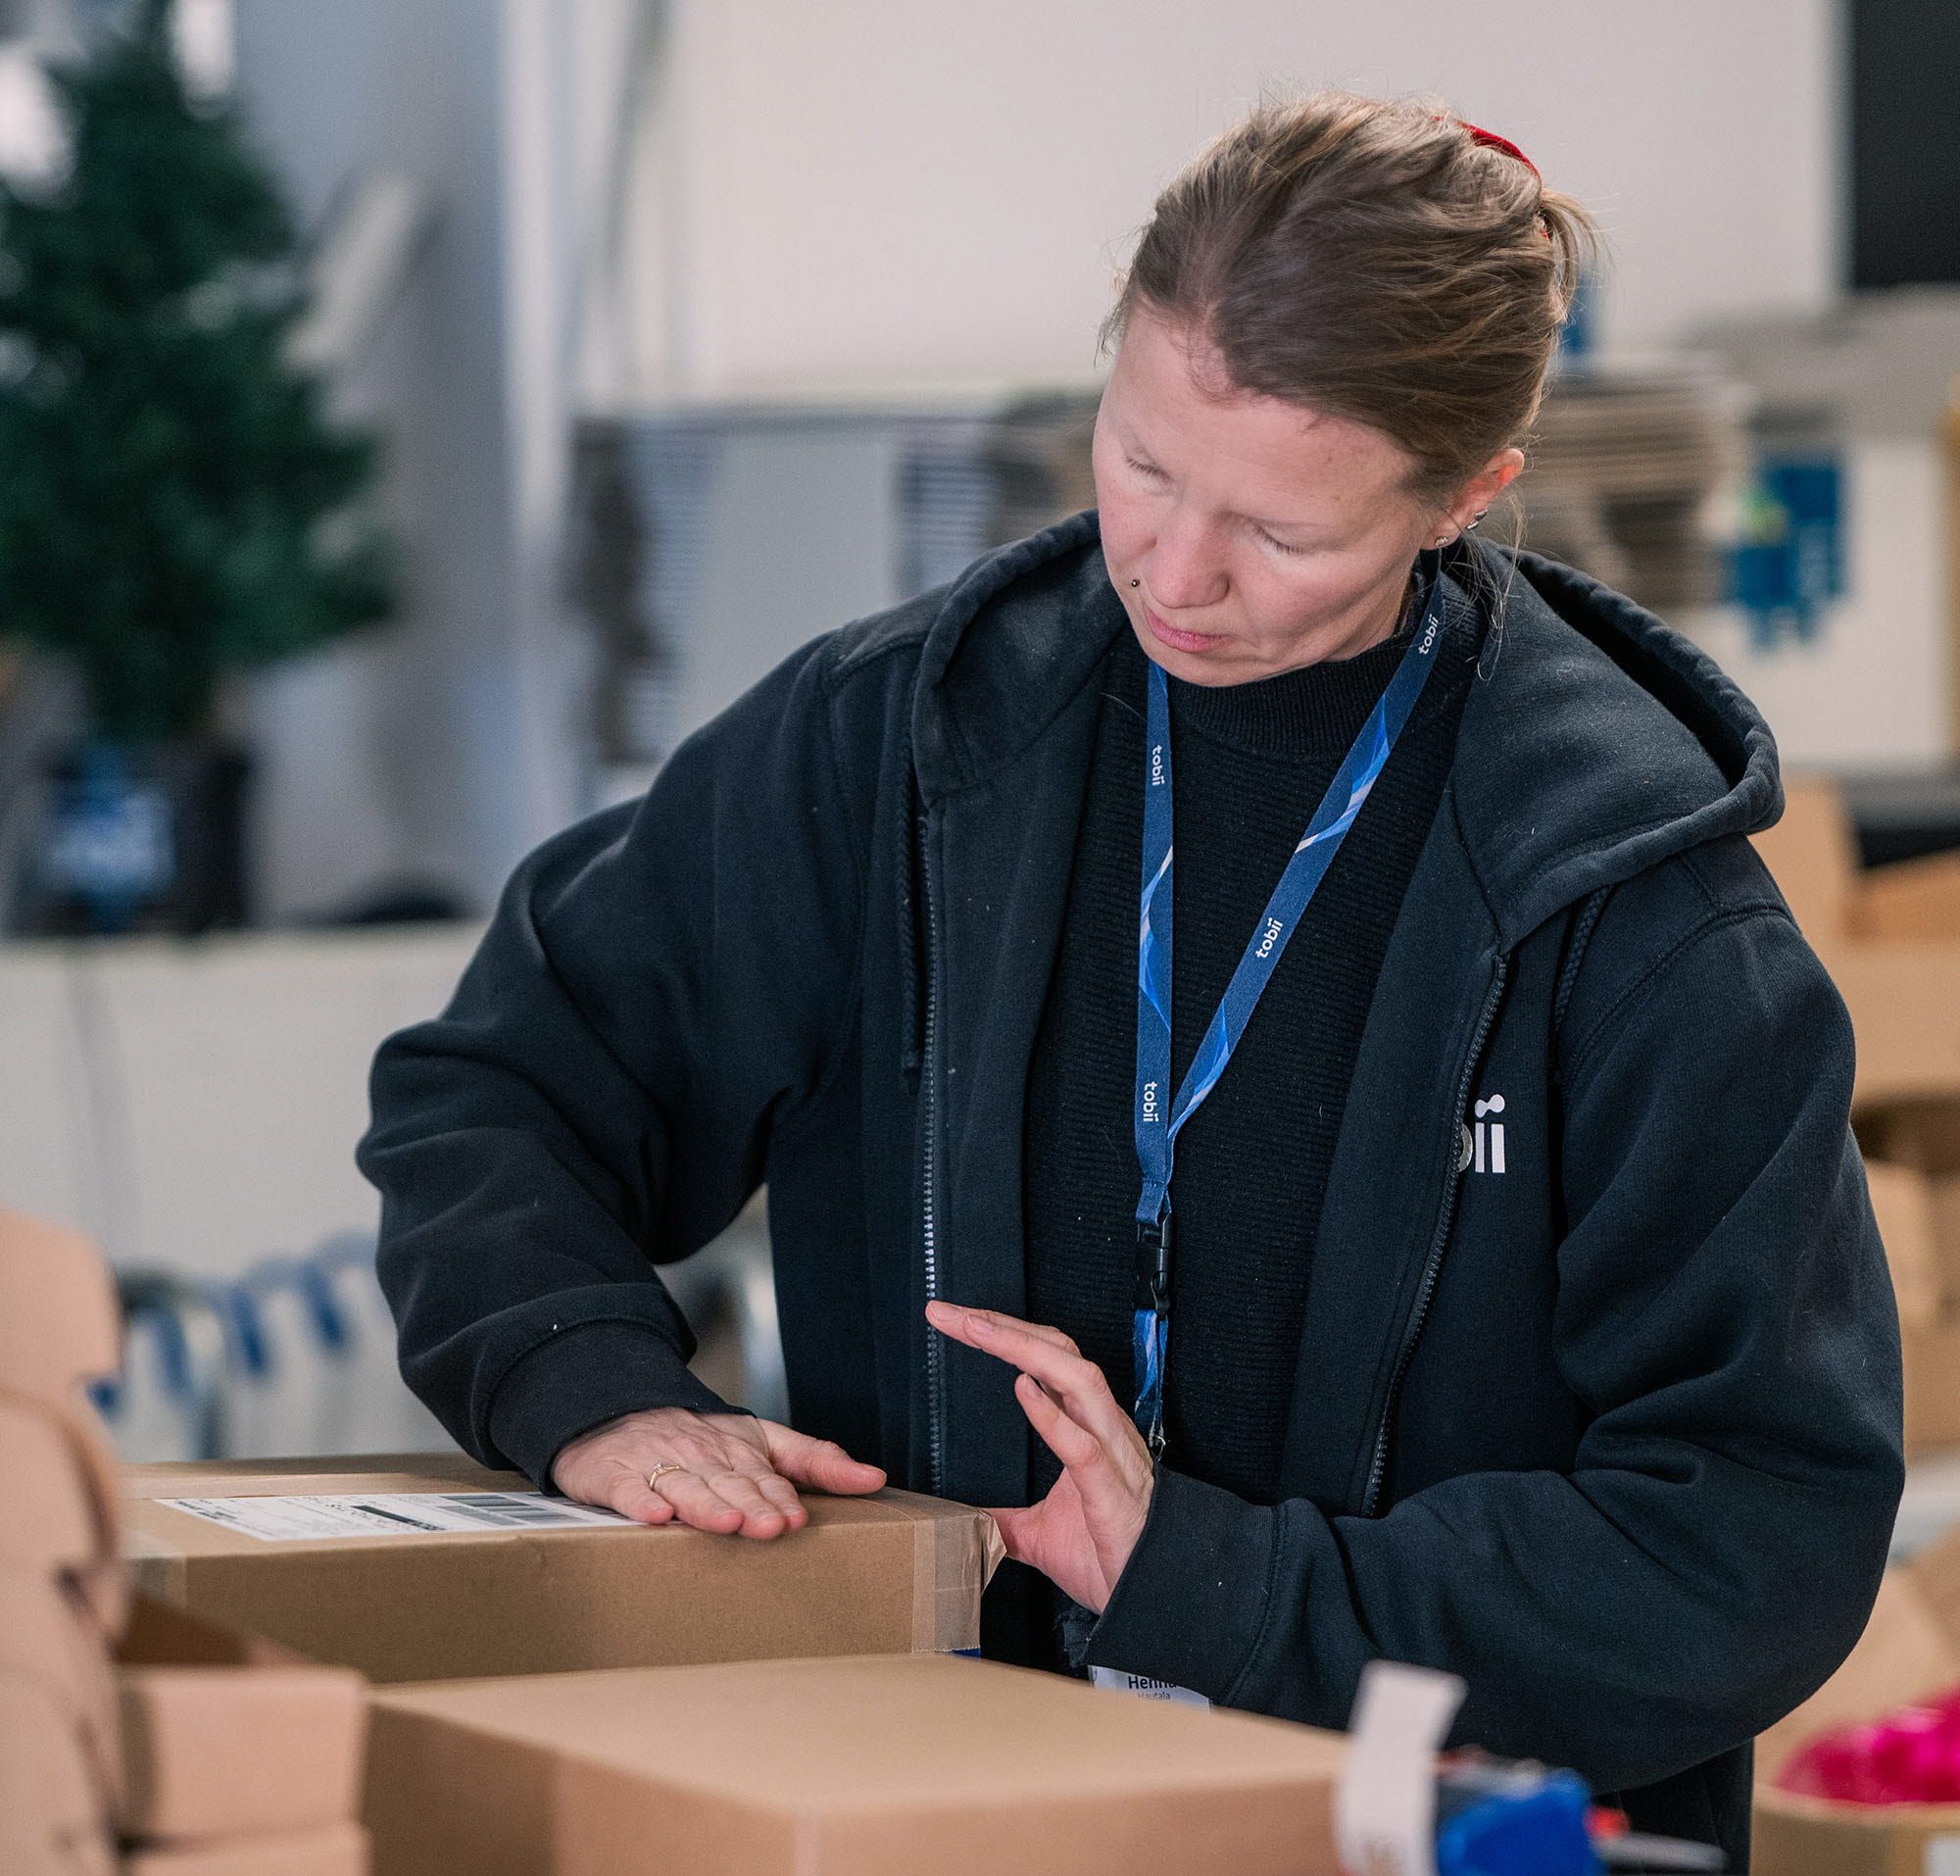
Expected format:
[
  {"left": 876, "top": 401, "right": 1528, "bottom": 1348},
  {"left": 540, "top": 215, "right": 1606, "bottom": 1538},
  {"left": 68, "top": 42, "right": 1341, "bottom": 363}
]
[{"left": 0, "top": 0, "right": 391, "bottom": 933}]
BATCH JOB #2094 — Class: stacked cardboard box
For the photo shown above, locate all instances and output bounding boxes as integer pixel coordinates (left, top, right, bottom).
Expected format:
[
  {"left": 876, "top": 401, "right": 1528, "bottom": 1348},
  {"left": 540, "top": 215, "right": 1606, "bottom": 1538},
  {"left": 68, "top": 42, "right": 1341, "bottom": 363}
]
[
  {"left": 1, "top": 1207, "right": 130, "bottom": 1875},
  {"left": 1753, "top": 783, "right": 1960, "bottom": 1449},
  {"left": 116, "top": 1457, "right": 1361, "bottom": 1872},
  {"left": 122, "top": 1457, "right": 1003, "bottom": 1684},
  {"left": 1755, "top": 1525, "right": 1960, "bottom": 1873},
  {"left": 1856, "top": 1105, "right": 1960, "bottom": 1454},
  {"left": 1752, "top": 779, "right": 1960, "bottom": 1106},
  {"left": 0, "top": 1209, "right": 372, "bottom": 1874},
  {"left": 115, "top": 1599, "right": 366, "bottom": 1876},
  {"left": 364, "top": 1651, "right": 1349, "bottom": 1876}
]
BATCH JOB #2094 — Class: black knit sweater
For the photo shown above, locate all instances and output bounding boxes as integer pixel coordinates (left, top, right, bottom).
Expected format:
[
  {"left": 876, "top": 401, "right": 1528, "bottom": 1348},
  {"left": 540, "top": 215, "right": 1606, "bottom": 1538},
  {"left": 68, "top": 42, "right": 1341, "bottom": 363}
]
[{"left": 1000, "top": 564, "right": 1483, "bottom": 1660}]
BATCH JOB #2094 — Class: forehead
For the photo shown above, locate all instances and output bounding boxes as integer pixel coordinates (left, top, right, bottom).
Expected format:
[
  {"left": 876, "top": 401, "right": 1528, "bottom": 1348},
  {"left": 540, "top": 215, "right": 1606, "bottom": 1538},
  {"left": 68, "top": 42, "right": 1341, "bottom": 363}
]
[{"left": 1104, "top": 309, "right": 1414, "bottom": 518}]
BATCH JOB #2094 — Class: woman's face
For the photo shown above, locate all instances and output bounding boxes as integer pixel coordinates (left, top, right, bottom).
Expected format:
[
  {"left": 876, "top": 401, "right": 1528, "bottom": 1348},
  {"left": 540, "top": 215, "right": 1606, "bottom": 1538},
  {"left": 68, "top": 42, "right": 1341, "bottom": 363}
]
[{"left": 1094, "top": 306, "right": 1466, "bottom": 686}]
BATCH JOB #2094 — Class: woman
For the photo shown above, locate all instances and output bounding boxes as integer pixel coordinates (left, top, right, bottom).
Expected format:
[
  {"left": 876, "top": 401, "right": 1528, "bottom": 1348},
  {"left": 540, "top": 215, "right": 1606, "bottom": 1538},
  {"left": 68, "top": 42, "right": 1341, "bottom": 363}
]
[{"left": 360, "top": 91, "right": 1901, "bottom": 1865}]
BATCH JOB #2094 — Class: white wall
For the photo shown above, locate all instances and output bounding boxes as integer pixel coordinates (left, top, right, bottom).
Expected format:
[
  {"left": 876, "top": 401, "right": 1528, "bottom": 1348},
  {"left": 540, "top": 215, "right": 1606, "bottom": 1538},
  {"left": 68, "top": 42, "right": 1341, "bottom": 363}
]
[
  {"left": 619, "top": 0, "right": 1840, "bottom": 397},
  {"left": 231, "top": 0, "right": 597, "bottom": 921}
]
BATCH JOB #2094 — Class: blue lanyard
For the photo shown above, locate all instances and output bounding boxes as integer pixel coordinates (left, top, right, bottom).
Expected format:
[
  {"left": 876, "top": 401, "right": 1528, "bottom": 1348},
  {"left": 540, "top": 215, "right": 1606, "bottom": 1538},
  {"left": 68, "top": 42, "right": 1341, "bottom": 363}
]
[{"left": 1131, "top": 601, "right": 1446, "bottom": 1456}]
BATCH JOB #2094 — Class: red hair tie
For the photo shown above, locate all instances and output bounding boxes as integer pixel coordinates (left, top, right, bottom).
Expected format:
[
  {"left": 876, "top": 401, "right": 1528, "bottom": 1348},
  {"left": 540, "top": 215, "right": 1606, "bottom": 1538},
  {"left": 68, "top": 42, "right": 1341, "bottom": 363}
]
[
  {"left": 1438, "top": 115, "right": 1551, "bottom": 238},
  {"left": 1458, "top": 121, "right": 1540, "bottom": 180}
]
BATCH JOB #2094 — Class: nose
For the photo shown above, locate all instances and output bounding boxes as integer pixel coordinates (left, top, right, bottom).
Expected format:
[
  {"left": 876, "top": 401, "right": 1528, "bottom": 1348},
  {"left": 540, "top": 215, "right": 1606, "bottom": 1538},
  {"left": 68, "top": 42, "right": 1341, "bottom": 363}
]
[{"left": 1143, "top": 511, "right": 1229, "bottom": 614}]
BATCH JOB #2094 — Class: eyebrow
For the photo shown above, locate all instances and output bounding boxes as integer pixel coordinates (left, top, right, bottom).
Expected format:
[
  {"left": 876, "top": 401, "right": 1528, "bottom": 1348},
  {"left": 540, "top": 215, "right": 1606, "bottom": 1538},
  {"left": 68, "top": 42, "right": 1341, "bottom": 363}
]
[{"left": 1115, "top": 417, "right": 1331, "bottom": 539}]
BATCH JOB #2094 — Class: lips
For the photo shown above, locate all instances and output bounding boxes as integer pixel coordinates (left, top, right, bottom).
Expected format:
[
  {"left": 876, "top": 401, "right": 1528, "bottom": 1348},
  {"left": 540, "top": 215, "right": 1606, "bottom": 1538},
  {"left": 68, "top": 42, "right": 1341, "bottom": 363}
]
[{"left": 1142, "top": 603, "right": 1221, "bottom": 655}]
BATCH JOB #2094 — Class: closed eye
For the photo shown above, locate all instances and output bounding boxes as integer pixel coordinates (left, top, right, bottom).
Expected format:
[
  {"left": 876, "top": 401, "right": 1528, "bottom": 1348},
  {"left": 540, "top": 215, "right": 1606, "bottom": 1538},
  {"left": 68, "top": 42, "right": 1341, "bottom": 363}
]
[{"left": 1125, "top": 456, "right": 1306, "bottom": 557}]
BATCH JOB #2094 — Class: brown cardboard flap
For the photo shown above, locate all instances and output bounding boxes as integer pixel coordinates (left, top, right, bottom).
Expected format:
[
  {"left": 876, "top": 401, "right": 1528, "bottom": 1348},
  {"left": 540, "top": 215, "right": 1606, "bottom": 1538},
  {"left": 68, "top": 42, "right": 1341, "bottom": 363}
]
[
  {"left": 1754, "top": 1784, "right": 1960, "bottom": 1876},
  {"left": 1903, "top": 1324, "right": 1960, "bottom": 1456},
  {"left": 366, "top": 1654, "right": 1346, "bottom": 1876},
  {"left": 0, "top": 1672, "right": 114, "bottom": 1860},
  {"left": 1857, "top": 852, "right": 1960, "bottom": 945},
  {"left": 122, "top": 1821, "right": 368, "bottom": 1876},
  {"left": 1753, "top": 779, "right": 1860, "bottom": 948},
  {"left": 0, "top": 1391, "right": 120, "bottom": 1572},
  {"left": 1834, "top": 950, "right": 1960, "bottom": 1111},
  {"left": 0, "top": 1207, "right": 121, "bottom": 1405},
  {"left": 115, "top": 1597, "right": 367, "bottom": 1843},
  {"left": 0, "top": 1388, "right": 128, "bottom": 1634},
  {"left": 0, "top": 1565, "right": 120, "bottom": 1808},
  {"left": 1864, "top": 1161, "right": 1945, "bottom": 1327}
]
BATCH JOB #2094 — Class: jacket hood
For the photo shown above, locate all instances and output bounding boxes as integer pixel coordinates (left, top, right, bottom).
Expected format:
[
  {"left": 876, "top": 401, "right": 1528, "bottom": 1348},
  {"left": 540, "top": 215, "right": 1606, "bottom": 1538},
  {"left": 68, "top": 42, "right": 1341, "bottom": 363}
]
[{"left": 909, "top": 509, "right": 1783, "bottom": 949}]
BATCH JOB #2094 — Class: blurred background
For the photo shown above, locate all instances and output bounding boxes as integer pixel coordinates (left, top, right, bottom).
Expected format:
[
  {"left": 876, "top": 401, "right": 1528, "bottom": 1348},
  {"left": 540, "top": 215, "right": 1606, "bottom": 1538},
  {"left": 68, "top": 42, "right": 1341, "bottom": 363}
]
[{"left": 3, "top": 0, "right": 1959, "bottom": 1494}]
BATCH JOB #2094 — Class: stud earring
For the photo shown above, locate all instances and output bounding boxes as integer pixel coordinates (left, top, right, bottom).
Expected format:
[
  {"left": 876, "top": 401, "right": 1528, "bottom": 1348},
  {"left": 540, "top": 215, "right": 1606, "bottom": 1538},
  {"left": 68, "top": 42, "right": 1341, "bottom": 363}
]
[{"left": 1130, "top": 578, "right": 1140, "bottom": 588}]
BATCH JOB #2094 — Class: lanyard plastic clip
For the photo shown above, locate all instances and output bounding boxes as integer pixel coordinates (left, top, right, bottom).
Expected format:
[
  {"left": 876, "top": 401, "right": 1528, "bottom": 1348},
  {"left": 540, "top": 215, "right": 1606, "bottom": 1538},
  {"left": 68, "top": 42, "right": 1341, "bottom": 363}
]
[{"left": 1135, "top": 1210, "right": 1172, "bottom": 1315}]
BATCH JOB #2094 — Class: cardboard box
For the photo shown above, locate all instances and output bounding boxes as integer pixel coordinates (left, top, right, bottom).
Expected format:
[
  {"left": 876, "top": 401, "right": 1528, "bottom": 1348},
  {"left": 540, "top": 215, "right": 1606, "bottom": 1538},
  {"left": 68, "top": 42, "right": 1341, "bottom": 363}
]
[
  {"left": 3, "top": 1388, "right": 127, "bottom": 1633},
  {"left": 1833, "top": 950, "right": 1960, "bottom": 1110},
  {"left": 1753, "top": 777, "right": 1861, "bottom": 951},
  {"left": 122, "top": 1821, "right": 368, "bottom": 1876},
  {"left": 1, "top": 1564, "right": 120, "bottom": 1808},
  {"left": 0, "top": 1673, "right": 116, "bottom": 1875},
  {"left": 1860, "top": 851, "right": 1960, "bottom": 944},
  {"left": 0, "top": 1206, "right": 122, "bottom": 1407},
  {"left": 1755, "top": 1526, "right": 1960, "bottom": 1873},
  {"left": 116, "top": 1597, "right": 366, "bottom": 1844},
  {"left": 122, "top": 1453, "right": 520, "bottom": 1501},
  {"left": 123, "top": 1459, "right": 1001, "bottom": 1685},
  {"left": 366, "top": 1653, "right": 1347, "bottom": 1876},
  {"left": 1750, "top": 781, "right": 1960, "bottom": 1108},
  {"left": 1857, "top": 1102, "right": 1960, "bottom": 1453},
  {"left": 1864, "top": 1160, "right": 1945, "bottom": 1329}
]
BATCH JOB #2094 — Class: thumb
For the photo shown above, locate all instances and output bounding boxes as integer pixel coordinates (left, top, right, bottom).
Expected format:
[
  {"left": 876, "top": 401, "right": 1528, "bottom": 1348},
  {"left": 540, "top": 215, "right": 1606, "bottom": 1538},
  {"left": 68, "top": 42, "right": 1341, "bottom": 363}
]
[
  {"left": 761, "top": 1422, "right": 887, "bottom": 1494},
  {"left": 984, "top": 1505, "right": 1037, "bottom": 1559}
]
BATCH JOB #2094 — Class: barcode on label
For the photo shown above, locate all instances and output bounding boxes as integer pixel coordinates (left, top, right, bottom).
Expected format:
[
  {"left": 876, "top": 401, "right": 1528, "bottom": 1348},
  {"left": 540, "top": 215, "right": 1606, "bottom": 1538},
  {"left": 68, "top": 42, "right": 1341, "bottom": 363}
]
[{"left": 438, "top": 1494, "right": 584, "bottom": 1527}]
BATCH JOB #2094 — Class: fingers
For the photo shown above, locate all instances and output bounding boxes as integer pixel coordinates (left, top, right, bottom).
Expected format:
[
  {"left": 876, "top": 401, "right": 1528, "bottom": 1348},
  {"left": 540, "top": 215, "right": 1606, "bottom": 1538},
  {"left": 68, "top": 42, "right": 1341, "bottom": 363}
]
[
  {"left": 925, "top": 1302, "right": 1133, "bottom": 1447},
  {"left": 693, "top": 1469, "right": 801, "bottom": 1540},
  {"left": 647, "top": 1467, "right": 751, "bottom": 1536},
  {"left": 591, "top": 1472, "right": 677, "bottom": 1527},
  {"left": 1014, "top": 1369, "right": 1103, "bottom": 1471},
  {"left": 763, "top": 1423, "right": 887, "bottom": 1495}
]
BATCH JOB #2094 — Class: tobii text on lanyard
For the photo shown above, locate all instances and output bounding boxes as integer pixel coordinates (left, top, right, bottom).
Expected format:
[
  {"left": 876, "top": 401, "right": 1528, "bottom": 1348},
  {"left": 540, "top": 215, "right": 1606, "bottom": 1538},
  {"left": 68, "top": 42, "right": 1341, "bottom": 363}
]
[{"left": 1130, "top": 602, "right": 1446, "bottom": 1456}]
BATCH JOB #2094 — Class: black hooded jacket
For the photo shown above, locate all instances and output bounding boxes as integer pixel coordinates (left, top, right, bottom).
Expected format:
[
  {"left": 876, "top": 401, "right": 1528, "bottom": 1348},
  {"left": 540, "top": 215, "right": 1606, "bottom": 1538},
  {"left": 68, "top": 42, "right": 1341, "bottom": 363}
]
[{"left": 359, "top": 512, "right": 1904, "bottom": 1865}]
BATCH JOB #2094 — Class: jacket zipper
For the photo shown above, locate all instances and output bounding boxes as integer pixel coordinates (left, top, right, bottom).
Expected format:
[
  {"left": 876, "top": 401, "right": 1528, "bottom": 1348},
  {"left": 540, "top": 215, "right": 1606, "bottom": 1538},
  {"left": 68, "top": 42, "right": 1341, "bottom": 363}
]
[
  {"left": 917, "top": 809, "right": 947, "bottom": 1496},
  {"left": 1360, "top": 953, "right": 1509, "bottom": 1518}
]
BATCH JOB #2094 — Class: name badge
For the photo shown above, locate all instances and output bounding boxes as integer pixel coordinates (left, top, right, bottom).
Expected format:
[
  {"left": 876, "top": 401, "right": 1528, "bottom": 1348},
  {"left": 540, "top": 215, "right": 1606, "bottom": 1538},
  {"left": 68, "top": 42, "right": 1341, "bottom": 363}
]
[{"left": 1089, "top": 1665, "right": 1211, "bottom": 1708}]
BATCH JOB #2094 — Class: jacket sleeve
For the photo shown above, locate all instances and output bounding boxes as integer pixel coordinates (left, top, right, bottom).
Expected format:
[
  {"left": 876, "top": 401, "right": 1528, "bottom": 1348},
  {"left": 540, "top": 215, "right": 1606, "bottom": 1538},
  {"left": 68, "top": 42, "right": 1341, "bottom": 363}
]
[
  {"left": 356, "top": 636, "right": 864, "bottom": 1489},
  {"left": 1081, "top": 888, "right": 1904, "bottom": 1792}
]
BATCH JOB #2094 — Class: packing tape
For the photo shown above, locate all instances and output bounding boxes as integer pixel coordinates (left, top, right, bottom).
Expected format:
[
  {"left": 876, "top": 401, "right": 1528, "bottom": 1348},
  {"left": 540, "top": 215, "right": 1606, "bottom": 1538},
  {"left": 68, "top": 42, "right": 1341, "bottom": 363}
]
[{"left": 875, "top": 1491, "right": 1005, "bottom": 1654}]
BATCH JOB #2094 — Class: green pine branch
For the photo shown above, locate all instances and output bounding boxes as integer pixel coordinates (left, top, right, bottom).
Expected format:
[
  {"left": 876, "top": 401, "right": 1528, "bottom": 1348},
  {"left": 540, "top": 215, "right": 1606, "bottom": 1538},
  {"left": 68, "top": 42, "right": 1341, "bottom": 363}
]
[{"left": 0, "top": 0, "right": 394, "bottom": 745}]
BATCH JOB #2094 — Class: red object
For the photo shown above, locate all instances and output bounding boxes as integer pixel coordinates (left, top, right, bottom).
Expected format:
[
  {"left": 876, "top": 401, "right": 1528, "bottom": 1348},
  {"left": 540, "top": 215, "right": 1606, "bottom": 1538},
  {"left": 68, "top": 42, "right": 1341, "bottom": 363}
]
[
  {"left": 1430, "top": 115, "right": 1552, "bottom": 240},
  {"left": 1459, "top": 122, "right": 1542, "bottom": 180},
  {"left": 1776, "top": 1686, "right": 1960, "bottom": 1805}
]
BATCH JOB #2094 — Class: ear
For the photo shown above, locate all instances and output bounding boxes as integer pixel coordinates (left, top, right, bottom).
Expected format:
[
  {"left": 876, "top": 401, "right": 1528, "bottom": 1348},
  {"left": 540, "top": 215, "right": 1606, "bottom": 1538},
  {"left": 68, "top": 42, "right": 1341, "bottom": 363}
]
[{"left": 1465, "top": 446, "right": 1527, "bottom": 512}]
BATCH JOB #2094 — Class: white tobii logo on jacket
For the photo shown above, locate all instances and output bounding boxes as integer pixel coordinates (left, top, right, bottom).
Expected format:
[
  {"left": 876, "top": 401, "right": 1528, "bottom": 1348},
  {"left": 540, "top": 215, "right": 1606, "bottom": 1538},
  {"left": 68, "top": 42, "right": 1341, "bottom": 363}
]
[{"left": 1458, "top": 1094, "right": 1506, "bottom": 1175}]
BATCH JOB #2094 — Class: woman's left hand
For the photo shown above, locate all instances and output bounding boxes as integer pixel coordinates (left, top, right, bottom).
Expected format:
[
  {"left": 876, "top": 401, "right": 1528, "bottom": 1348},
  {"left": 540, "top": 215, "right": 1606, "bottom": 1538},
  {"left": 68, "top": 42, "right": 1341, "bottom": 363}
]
[{"left": 924, "top": 1300, "right": 1154, "bottom": 1613}]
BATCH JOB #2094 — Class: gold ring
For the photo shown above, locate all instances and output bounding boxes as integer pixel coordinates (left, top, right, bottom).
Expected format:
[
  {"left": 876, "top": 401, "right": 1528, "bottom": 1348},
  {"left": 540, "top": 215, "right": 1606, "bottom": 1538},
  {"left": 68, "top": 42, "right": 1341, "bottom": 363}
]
[{"left": 645, "top": 1464, "right": 688, "bottom": 1491}]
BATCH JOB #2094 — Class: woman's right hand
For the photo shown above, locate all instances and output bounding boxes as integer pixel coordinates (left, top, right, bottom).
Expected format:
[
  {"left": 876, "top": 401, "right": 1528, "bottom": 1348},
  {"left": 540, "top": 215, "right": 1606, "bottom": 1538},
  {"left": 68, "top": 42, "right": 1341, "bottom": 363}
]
[{"left": 549, "top": 1407, "right": 886, "bottom": 1539}]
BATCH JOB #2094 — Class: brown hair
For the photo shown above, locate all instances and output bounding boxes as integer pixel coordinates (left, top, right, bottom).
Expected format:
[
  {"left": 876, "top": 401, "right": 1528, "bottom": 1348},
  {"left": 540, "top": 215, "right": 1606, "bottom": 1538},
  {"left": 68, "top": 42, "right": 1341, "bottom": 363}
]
[{"left": 1100, "top": 88, "right": 1603, "bottom": 613}]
